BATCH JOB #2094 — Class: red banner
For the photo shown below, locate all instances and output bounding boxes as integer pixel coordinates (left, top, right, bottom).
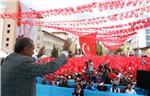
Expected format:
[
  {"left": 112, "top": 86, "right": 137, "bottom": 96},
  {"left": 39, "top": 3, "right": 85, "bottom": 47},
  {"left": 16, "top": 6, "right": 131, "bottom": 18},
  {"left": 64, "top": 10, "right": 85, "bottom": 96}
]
[
  {"left": 79, "top": 33, "right": 97, "bottom": 56},
  {"left": 16, "top": 0, "right": 22, "bottom": 39}
]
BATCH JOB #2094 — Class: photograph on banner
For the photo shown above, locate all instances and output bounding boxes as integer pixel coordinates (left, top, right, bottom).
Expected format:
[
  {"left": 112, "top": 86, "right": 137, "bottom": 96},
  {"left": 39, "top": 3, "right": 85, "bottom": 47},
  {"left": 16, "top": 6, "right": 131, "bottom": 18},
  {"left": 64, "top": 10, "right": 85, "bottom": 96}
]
[{"left": 16, "top": 1, "right": 37, "bottom": 42}]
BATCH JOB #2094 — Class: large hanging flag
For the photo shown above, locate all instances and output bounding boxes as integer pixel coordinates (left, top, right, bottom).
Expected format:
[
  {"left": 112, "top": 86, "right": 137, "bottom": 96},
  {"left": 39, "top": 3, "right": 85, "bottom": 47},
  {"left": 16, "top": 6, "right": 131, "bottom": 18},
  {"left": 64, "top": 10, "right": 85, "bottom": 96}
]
[
  {"left": 16, "top": 0, "right": 39, "bottom": 41},
  {"left": 16, "top": 0, "right": 22, "bottom": 39},
  {"left": 79, "top": 33, "right": 97, "bottom": 56}
]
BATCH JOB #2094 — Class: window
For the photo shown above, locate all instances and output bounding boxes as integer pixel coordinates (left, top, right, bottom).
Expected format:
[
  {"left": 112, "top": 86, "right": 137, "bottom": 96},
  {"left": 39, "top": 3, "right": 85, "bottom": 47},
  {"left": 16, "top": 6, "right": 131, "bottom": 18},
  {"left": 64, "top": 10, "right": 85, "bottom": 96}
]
[
  {"left": 6, "top": 38, "right": 9, "bottom": 41},
  {"left": 7, "top": 24, "right": 11, "bottom": 28},
  {"left": 146, "top": 29, "right": 150, "bottom": 34},
  {"left": 7, "top": 30, "right": 10, "bottom": 33},
  {"left": 6, "top": 43, "right": 9, "bottom": 47},
  {"left": 146, "top": 36, "right": 150, "bottom": 40},
  {"left": 146, "top": 42, "right": 150, "bottom": 46}
]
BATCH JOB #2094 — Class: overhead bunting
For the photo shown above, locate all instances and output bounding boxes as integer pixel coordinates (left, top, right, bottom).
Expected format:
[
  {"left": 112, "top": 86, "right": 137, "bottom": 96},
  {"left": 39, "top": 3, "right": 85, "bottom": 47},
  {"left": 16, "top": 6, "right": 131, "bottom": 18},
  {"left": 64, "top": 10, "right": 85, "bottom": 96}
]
[
  {"left": 1, "top": 0, "right": 150, "bottom": 50},
  {"left": 0, "top": 0, "right": 147, "bottom": 19}
]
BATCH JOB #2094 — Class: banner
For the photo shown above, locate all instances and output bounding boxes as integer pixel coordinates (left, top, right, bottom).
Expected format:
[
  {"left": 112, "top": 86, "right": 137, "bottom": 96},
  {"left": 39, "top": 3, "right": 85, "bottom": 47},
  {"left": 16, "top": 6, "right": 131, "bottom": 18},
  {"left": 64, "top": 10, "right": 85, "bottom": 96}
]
[
  {"left": 16, "top": 0, "right": 22, "bottom": 39},
  {"left": 16, "top": 0, "right": 38, "bottom": 41},
  {"left": 79, "top": 33, "right": 97, "bottom": 56}
]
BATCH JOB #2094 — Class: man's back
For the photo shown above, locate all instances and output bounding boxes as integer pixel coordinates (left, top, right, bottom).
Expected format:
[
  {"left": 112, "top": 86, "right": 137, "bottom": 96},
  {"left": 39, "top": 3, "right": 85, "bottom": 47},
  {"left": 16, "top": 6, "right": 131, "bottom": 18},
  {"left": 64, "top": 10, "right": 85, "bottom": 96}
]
[
  {"left": 1, "top": 53, "right": 36, "bottom": 96},
  {"left": 1, "top": 37, "right": 70, "bottom": 96}
]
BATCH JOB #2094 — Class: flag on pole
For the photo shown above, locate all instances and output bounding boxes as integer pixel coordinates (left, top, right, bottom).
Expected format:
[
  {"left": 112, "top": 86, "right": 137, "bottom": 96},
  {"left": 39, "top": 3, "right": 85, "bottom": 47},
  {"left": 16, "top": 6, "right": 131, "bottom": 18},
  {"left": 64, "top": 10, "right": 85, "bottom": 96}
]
[{"left": 79, "top": 33, "right": 97, "bottom": 56}]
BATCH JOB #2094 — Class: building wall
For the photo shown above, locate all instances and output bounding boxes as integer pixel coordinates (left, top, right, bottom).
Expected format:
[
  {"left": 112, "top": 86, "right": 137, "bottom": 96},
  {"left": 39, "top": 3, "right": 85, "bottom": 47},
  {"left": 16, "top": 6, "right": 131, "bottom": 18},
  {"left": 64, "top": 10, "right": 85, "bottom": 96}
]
[
  {"left": 35, "top": 27, "right": 43, "bottom": 49},
  {"left": 1, "top": 0, "right": 43, "bottom": 54},
  {"left": 52, "top": 32, "right": 68, "bottom": 40},
  {"left": 1, "top": 0, "right": 17, "bottom": 54},
  {"left": 145, "top": 27, "right": 150, "bottom": 46},
  {"left": 36, "top": 30, "right": 65, "bottom": 56},
  {"left": 1, "top": 0, "right": 74, "bottom": 55},
  {"left": 0, "top": 8, "right": 5, "bottom": 50},
  {"left": 130, "top": 27, "right": 150, "bottom": 56},
  {"left": 131, "top": 29, "right": 146, "bottom": 49}
]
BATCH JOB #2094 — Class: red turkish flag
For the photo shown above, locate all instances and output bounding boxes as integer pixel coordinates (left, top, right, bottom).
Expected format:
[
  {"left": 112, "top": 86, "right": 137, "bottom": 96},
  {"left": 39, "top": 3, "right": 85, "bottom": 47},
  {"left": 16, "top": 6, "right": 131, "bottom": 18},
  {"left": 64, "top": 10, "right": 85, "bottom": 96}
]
[
  {"left": 79, "top": 33, "right": 97, "bottom": 56},
  {"left": 16, "top": 0, "right": 22, "bottom": 39},
  {"left": 17, "top": 0, "right": 21, "bottom": 27}
]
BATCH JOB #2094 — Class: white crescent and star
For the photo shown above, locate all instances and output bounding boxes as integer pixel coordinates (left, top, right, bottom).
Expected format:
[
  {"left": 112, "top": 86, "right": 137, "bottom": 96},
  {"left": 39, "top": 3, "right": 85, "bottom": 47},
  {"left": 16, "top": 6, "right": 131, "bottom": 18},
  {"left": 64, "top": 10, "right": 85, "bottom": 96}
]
[{"left": 82, "top": 43, "right": 90, "bottom": 55}]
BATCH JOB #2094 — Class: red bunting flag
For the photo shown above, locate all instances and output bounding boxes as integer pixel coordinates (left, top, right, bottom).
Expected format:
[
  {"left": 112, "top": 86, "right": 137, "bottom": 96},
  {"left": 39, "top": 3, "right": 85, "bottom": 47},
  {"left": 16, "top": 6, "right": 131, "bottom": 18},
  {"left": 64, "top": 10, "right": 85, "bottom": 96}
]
[{"left": 79, "top": 33, "right": 97, "bottom": 56}]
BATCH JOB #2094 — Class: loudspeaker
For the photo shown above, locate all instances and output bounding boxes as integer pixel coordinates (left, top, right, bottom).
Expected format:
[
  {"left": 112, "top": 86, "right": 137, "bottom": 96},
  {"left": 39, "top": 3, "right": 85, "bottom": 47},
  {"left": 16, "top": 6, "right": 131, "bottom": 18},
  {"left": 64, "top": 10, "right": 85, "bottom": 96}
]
[{"left": 137, "top": 70, "right": 150, "bottom": 89}]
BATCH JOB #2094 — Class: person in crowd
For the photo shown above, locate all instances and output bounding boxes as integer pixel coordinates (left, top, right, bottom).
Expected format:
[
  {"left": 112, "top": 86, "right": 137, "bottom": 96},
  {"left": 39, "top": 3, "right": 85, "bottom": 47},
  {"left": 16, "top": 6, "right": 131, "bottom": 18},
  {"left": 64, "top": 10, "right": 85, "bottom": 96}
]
[
  {"left": 85, "top": 80, "right": 95, "bottom": 91},
  {"left": 97, "top": 71, "right": 106, "bottom": 83},
  {"left": 51, "top": 81, "right": 56, "bottom": 86},
  {"left": 85, "top": 61, "right": 89, "bottom": 76},
  {"left": 91, "top": 72, "right": 97, "bottom": 83},
  {"left": 76, "top": 78, "right": 81, "bottom": 85},
  {"left": 98, "top": 65, "right": 103, "bottom": 72},
  {"left": 97, "top": 82, "right": 108, "bottom": 92},
  {"left": 110, "top": 84, "right": 120, "bottom": 93},
  {"left": 67, "top": 75, "right": 75, "bottom": 88},
  {"left": 120, "top": 75, "right": 129, "bottom": 86},
  {"left": 88, "top": 59, "right": 94, "bottom": 80},
  {"left": 59, "top": 76, "right": 68, "bottom": 87},
  {"left": 101, "top": 63, "right": 111, "bottom": 84},
  {"left": 125, "top": 84, "right": 137, "bottom": 94},
  {"left": 41, "top": 76, "right": 49, "bottom": 85},
  {"left": 72, "top": 84, "right": 84, "bottom": 96},
  {"left": 80, "top": 80, "right": 86, "bottom": 89},
  {"left": 1, "top": 37, "right": 72, "bottom": 96},
  {"left": 111, "top": 75, "right": 120, "bottom": 86},
  {"left": 55, "top": 76, "right": 61, "bottom": 86},
  {"left": 120, "top": 86, "right": 127, "bottom": 93}
]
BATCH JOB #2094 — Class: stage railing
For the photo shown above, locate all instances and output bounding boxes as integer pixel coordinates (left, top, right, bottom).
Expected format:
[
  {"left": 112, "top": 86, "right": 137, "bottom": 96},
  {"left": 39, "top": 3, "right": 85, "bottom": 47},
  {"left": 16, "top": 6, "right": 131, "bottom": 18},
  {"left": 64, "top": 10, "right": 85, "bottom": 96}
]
[{"left": 36, "top": 84, "right": 144, "bottom": 96}]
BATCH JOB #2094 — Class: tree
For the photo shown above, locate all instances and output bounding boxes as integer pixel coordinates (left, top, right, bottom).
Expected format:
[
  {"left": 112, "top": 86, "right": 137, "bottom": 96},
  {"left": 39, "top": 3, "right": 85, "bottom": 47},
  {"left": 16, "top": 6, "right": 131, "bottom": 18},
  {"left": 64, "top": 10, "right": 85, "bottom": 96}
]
[
  {"left": 51, "top": 45, "right": 58, "bottom": 58},
  {"left": 96, "top": 42, "right": 103, "bottom": 56},
  {"left": 113, "top": 48, "right": 123, "bottom": 55}
]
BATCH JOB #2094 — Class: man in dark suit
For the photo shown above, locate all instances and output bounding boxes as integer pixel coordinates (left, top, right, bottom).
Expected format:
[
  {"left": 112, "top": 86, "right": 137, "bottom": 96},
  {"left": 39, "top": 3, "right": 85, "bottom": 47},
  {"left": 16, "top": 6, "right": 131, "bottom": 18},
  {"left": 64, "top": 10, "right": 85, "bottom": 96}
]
[
  {"left": 1, "top": 37, "right": 72, "bottom": 96},
  {"left": 72, "top": 84, "right": 84, "bottom": 96}
]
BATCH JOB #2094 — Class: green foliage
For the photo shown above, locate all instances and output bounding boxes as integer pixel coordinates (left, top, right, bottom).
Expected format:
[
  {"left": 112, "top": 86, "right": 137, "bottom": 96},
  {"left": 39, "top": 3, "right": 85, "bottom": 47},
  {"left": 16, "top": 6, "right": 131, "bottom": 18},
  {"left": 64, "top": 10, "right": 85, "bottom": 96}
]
[
  {"left": 96, "top": 42, "right": 103, "bottom": 56},
  {"left": 51, "top": 45, "right": 58, "bottom": 58},
  {"left": 113, "top": 48, "right": 123, "bottom": 54}
]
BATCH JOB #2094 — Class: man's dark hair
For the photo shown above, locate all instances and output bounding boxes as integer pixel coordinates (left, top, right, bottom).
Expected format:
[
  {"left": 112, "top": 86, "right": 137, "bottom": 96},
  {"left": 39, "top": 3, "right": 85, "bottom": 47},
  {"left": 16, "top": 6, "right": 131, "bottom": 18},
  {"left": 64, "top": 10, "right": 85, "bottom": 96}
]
[
  {"left": 76, "top": 84, "right": 81, "bottom": 88},
  {"left": 14, "top": 37, "right": 33, "bottom": 53},
  {"left": 112, "top": 84, "right": 116, "bottom": 87}
]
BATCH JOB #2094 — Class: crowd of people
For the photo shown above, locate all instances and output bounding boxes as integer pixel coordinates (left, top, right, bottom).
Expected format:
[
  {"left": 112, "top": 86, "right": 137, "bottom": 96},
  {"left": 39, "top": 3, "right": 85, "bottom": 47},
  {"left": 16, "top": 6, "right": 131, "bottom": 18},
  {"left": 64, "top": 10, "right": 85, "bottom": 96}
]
[
  {"left": 37, "top": 59, "right": 140, "bottom": 95},
  {"left": 1, "top": 37, "right": 149, "bottom": 96}
]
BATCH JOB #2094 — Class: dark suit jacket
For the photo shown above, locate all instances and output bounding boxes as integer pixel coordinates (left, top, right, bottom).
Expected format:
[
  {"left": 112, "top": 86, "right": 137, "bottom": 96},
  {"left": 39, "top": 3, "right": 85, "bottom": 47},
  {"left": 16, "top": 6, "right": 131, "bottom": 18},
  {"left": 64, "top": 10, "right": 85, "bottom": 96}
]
[
  {"left": 72, "top": 88, "right": 84, "bottom": 96},
  {"left": 1, "top": 52, "right": 67, "bottom": 96}
]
